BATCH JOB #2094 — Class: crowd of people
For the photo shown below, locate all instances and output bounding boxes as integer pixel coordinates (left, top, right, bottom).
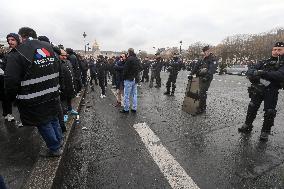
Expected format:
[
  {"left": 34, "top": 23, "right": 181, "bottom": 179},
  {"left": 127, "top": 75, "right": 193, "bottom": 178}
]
[
  {"left": 0, "top": 26, "right": 284, "bottom": 189},
  {"left": 0, "top": 27, "right": 185, "bottom": 162},
  {"left": 0, "top": 27, "right": 84, "bottom": 159}
]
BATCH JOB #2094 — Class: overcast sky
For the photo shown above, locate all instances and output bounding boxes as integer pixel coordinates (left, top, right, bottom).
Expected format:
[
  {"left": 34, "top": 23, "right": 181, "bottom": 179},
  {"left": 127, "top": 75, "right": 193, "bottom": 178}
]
[{"left": 1, "top": 0, "right": 283, "bottom": 52}]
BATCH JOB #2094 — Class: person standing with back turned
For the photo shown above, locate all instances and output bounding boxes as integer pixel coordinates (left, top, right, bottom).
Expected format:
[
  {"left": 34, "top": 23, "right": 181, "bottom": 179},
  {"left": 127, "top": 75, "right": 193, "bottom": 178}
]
[{"left": 5, "top": 27, "right": 63, "bottom": 157}]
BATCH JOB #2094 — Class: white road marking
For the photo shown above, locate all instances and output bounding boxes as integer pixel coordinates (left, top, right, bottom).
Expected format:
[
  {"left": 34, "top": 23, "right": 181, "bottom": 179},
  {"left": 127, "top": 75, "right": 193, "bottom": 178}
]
[
  {"left": 218, "top": 79, "right": 222, "bottom": 82},
  {"left": 133, "top": 123, "right": 200, "bottom": 189}
]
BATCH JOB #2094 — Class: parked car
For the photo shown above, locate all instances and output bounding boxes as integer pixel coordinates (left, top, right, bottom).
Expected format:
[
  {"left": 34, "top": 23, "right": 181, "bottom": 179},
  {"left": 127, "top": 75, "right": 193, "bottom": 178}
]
[{"left": 225, "top": 65, "right": 248, "bottom": 76}]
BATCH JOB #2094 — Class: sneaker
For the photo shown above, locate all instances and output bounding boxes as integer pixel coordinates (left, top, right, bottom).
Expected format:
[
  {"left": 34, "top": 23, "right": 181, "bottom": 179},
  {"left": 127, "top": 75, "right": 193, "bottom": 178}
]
[
  {"left": 4, "top": 114, "right": 15, "bottom": 122},
  {"left": 39, "top": 148, "right": 63, "bottom": 157},
  {"left": 238, "top": 124, "right": 253, "bottom": 133},
  {"left": 70, "top": 109, "right": 78, "bottom": 115},
  {"left": 170, "top": 92, "right": 175, "bottom": 96},
  {"left": 100, "top": 94, "right": 104, "bottom": 98},
  {"left": 64, "top": 115, "right": 69, "bottom": 122},
  {"left": 103, "top": 95, "right": 106, "bottom": 98},
  {"left": 131, "top": 109, "right": 137, "bottom": 113}
]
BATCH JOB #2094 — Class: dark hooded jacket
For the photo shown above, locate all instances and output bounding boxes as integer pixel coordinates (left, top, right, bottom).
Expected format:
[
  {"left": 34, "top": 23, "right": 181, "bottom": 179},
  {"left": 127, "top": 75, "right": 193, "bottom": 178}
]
[{"left": 123, "top": 52, "right": 139, "bottom": 81}]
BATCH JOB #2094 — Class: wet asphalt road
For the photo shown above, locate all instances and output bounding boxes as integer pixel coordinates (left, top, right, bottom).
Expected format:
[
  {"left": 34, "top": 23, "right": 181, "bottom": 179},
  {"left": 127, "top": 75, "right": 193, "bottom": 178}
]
[
  {"left": 59, "top": 70, "right": 284, "bottom": 189},
  {"left": 0, "top": 104, "right": 39, "bottom": 189}
]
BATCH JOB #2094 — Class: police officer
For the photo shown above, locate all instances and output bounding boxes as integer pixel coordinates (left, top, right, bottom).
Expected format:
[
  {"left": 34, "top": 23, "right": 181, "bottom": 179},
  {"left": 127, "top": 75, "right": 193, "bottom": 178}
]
[
  {"left": 141, "top": 57, "right": 151, "bottom": 82},
  {"left": 190, "top": 45, "right": 218, "bottom": 114},
  {"left": 5, "top": 27, "right": 63, "bottom": 157},
  {"left": 164, "top": 53, "right": 183, "bottom": 96},
  {"left": 151, "top": 53, "right": 164, "bottom": 88},
  {"left": 238, "top": 42, "right": 284, "bottom": 141}
]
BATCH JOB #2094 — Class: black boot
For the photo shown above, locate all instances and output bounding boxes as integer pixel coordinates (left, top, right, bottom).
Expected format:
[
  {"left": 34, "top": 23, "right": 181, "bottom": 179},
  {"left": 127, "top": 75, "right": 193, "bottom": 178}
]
[
  {"left": 260, "top": 109, "right": 276, "bottom": 141},
  {"left": 164, "top": 91, "right": 170, "bottom": 95},
  {"left": 238, "top": 124, "right": 253, "bottom": 133},
  {"left": 164, "top": 85, "right": 171, "bottom": 95},
  {"left": 238, "top": 102, "right": 258, "bottom": 133}
]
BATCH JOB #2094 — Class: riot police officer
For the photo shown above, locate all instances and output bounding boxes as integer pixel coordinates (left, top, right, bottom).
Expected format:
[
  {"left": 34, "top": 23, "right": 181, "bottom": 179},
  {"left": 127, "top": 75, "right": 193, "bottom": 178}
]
[
  {"left": 164, "top": 54, "right": 182, "bottom": 96},
  {"left": 238, "top": 42, "right": 284, "bottom": 141},
  {"left": 141, "top": 57, "right": 151, "bottom": 82},
  {"left": 190, "top": 46, "right": 218, "bottom": 114},
  {"left": 150, "top": 53, "right": 163, "bottom": 88}
]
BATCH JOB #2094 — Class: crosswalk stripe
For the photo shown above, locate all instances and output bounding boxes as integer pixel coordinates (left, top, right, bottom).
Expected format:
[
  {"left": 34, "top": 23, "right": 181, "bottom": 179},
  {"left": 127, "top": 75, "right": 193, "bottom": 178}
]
[{"left": 133, "top": 123, "right": 200, "bottom": 189}]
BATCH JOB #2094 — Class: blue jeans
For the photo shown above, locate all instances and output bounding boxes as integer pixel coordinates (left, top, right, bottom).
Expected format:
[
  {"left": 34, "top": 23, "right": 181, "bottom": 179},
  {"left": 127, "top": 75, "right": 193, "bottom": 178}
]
[
  {"left": 37, "top": 117, "right": 62, "bottom": 152},
  {"left": 123, "top": 80, "right": 137, "bottom": 111}
]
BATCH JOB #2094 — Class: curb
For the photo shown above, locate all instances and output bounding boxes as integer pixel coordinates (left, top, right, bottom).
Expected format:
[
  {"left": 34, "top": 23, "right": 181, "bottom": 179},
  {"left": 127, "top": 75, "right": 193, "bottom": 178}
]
[{"left": 21, "top": 88, "right": 87, "bottom": 189}]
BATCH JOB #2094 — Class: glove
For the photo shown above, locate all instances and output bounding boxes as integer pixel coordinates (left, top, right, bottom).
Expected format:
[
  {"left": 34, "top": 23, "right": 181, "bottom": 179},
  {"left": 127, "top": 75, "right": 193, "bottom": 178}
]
[{"left": 188, "top": 75, "right": 193, "bottom": 80}]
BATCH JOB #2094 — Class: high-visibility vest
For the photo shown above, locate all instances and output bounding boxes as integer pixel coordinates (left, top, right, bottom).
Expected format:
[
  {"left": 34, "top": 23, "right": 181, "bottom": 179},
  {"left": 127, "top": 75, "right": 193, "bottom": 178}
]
[{"left": 15, "top": 40, "right": 59, "bottom": 106}]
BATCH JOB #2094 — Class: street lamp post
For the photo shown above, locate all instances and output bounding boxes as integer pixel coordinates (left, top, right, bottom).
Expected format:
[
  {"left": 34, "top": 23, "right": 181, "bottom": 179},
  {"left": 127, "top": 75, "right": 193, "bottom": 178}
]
[
  {"left": 179, "top": 40, "right": 182, "bottom": 55},
  {"left": 180, "top": 41, "right": 183, "bottom": 62},
  {"left": 83, "top": 32, "right": 87, "bottom": 54}
]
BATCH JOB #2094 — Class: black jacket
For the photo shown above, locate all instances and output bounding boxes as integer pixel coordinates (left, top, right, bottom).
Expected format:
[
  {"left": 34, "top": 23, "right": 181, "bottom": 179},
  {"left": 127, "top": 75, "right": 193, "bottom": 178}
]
[
  {"left": 68, "top": 54, "right": 81, "bottom": 81},
  {"left": 114, "top": 60, "right": 125, "bottom": 89},
  {"left": 88, "top": 59, "right": 96, "bottom": 75},
  {"left": 247, "top": 56, "right": 284, "bottom": 89},
  {"left": 96, "top": 59, "right": 107, "bottom": 78},
  {"left": 142, "top": 60, "right": 151, "bottom": 73},
  {"left": 152, "top": 58, "right": 164, "bottom": 73},
  {"left": 5, "top": 39, "right": 60, "bottom": 126},
  {"left": 60, "top": 59, "right": 76, "bottom": 99},
  {"left": 123, "top": 54, "right": 139, "bottom": 81},
  {"left": 168, "top": 58, "right": 183, "bottom": 76},
  {"left": 192, "top": 53, "right": 218, "bottom": 80}
]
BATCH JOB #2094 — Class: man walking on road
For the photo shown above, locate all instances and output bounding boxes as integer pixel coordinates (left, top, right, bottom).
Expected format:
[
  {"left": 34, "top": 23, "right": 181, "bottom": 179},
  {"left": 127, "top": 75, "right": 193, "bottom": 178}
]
[
  {"left": 120, "top": 48, "right": 139, "bottom": 113},
  {"left": 5, "top": 27, "right": 63, "bottom": 157}
]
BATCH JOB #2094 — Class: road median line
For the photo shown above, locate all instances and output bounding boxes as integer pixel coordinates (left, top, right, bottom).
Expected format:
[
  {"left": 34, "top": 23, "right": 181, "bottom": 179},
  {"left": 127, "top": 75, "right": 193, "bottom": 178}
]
[{"left": 133, "top": 122, "right": 200, "bottom": 189}]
